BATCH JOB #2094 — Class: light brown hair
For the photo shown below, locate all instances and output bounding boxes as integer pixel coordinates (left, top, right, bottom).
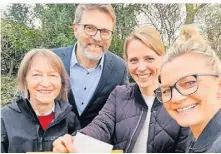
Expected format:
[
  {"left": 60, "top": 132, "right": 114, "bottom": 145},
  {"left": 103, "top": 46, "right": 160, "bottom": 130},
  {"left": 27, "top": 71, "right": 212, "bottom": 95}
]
[
  {"left": 17, "top": 49, "right": 69, "bottom": 101},
  {"left": 74, "top": 4, "right": 116, "bottom": 31},
  {"left": 123, "top": 25, "right": 165, "bottom": 61}
]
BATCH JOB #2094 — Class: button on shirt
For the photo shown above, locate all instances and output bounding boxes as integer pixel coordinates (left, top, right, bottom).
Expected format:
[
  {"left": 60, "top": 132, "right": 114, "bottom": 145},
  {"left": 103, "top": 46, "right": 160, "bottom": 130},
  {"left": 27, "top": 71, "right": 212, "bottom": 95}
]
[{"left": 70, "top": 44, "right": 104, "bottom": 115}]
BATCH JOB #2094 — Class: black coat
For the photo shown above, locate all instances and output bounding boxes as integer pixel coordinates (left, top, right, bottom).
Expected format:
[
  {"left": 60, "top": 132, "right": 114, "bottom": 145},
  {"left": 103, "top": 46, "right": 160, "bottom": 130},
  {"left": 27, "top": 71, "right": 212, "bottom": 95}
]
[
  {"left": 53, "top": 44, "right": 128, "bottom": 128},
  {"left": 186, "top": 109, "right": 221, "bottom": 153},
  {"left": 1, "top": 98, "right": 80, "bottom": 153},
  {"left": 80, "top": 84, "right": 189, "bottom": 153}
]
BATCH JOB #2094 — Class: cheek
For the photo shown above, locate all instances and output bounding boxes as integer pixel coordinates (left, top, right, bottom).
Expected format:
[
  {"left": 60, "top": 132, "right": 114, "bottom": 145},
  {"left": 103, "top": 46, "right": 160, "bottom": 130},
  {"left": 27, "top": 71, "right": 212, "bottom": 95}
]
[
  {"left": 26, "top": 80, "right": 38, "bottom": 90},
  {"left": 127, "top": 64, "right": 137, "bottom": 75},
  {"left": 54, "top": 79, "right": 62, "bottom": 90},
  {"left": 192, "top": 84, "right": 216, "bottom": 102},
  {"left": 103, "top": 40, "right": 111, "bottom": 48},
  {"left": 147, "top": 63, "right": 160, "bottom": 74},
  {"left": 163, "top": 103, "right": 171, "bottom": 112}
]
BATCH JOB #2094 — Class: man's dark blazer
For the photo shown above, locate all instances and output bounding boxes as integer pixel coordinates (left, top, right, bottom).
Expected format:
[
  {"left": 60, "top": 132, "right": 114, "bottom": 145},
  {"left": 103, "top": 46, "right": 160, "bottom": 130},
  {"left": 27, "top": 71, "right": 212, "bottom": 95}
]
[{"left": 52, "top": 44, "right": 129, "bottom": 128}]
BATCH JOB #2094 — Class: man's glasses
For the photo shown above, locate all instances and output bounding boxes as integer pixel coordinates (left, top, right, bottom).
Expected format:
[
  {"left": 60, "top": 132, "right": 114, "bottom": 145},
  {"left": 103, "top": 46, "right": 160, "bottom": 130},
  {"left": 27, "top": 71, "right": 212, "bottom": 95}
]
[
  {"left": 77, "top": 23, "right": 113, "bottom": 40},
  {"left": 155, "top": 74, "right": 219, "bottom": 103}
]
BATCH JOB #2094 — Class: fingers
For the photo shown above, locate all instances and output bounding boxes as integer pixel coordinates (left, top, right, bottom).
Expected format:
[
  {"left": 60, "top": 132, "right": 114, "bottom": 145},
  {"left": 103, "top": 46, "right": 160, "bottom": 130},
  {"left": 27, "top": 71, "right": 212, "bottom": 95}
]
[
  {"left": 53, "top": 134, "right": 73, "bottom": 153},
  {"left": 53, "top": 146, "right": 68, "bottom": 153},
  {"left": 65, "top": 135, "right": 77, "bottom": 153}
]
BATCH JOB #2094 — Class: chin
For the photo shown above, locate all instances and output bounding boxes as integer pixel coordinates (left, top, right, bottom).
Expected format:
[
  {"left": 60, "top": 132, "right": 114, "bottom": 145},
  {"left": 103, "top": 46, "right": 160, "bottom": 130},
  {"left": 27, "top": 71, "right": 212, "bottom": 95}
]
[
  {"left": 176, "top": 116, "right": 201, "bottom": 128},
  {"left": 137, "top": 81, "right": 152, "bottom": 88},
  {"left": 38, "top": 99, "right": 54, "bottom": 104}
]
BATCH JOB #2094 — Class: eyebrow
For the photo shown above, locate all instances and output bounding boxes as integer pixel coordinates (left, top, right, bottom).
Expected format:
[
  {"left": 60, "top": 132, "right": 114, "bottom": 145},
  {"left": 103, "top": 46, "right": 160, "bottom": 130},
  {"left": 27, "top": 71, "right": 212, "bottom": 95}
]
[
  {"left": 84, "top": 24, "right": 112, "bottom": 31},
  {"left": 30, "top": 69, "right": 58, "bottom": 73}
]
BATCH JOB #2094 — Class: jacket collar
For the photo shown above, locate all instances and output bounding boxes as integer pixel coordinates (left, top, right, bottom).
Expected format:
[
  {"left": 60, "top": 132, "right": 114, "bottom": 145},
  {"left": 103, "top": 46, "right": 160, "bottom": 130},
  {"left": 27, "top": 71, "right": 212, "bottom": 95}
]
[
  {"left": 134, "top": 84, "right": 161, "bottom": 110},
  {"left": 8, "top": 97, "right": 72, "bottom": 121},
  {"left": 187, "top": 109, "right": 221, "bottom": 152}
]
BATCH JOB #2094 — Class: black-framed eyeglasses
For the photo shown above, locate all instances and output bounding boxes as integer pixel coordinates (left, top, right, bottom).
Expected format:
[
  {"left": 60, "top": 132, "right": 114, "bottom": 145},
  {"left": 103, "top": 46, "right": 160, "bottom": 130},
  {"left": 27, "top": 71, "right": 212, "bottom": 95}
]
[
  {"left": 154, "top": 74, "right": 219, "bottom": 103},
  {"left": 77, "top": 23, "right": 113, "bottom": 40}
]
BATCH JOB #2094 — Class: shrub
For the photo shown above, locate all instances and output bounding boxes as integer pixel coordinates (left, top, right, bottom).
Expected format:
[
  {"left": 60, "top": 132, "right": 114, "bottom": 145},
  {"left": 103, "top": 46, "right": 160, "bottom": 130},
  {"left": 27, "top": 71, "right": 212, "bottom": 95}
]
[{"left": 1, "top": 75, "right": 18, "bottom": 107}]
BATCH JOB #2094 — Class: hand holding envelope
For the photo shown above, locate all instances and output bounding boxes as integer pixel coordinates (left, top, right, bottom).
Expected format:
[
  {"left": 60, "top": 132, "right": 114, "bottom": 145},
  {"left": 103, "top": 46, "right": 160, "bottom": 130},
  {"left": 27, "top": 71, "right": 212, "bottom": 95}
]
[
  {"left": 73, "top": 132, "right": 114, "bottom": 153},
  {"left": 53, "top": 133, "right": 114, "bottom": 153}
]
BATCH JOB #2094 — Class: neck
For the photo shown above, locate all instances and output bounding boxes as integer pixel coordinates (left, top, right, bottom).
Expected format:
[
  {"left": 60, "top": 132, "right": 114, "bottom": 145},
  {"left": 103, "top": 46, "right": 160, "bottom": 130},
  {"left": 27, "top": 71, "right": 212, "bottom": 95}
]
[
  {"left": 140, "top": 87, "right": 155, "bottom": 96},
  {"left": 76, "top": 43, "right": 99, "bottom": 69},
  {"left": 30, "top": 98, "right": 54, "bottom": 116},
  {"left": 191, "top": 107, "right": 220, "bottom": 139},
  {"left": 140, "top": 79, "right": 159, "bottom": 96}
]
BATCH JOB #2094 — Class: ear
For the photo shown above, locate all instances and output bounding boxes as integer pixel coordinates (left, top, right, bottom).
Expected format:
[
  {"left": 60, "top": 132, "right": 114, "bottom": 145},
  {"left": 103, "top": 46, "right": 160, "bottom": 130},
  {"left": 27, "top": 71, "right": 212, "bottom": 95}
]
[
  {"left": 72, "top": 23, "right": 78, "bottom": 38},
  {"left": 217, "top": 76, "right": 221, "bottom": 99}
]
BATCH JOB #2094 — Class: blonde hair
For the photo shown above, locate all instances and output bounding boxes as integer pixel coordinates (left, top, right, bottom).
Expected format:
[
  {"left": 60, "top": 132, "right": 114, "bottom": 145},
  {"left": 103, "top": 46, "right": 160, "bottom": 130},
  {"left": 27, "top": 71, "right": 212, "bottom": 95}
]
[
  {"left": 164, "top": 24, "right": 221, "bottom": 74},
  {"left": 123, "top": 25, "right": 165, "bottom": 60},
  {"left": 74, "top": 4, "right": 116, "bottom": 31},
  {"left": 17, "top": 49, "right": 69, "bottom": 101}
]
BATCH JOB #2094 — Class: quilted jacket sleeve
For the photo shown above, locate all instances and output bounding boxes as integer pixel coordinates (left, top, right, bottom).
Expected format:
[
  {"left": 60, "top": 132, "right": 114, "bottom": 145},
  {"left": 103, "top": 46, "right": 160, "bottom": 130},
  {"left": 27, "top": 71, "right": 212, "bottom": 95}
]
[
  {"left": 174, "top": 126, "right": 190, "bottom": 152},
  {"left": 79, "top": 88, "right": 117, "bottom": 142}
]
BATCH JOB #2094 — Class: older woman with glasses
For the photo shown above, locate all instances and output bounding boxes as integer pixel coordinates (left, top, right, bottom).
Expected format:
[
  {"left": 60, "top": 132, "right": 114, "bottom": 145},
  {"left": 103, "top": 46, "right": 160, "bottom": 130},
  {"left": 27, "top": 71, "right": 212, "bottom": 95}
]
[{"left": 155, "top": 25, "right": 221, "bottom": 152}]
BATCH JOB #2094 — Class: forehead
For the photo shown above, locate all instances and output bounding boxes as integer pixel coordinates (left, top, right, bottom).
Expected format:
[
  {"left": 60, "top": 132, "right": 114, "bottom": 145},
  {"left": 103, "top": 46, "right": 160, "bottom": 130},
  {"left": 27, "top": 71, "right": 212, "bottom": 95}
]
[
  {"left": 161, "top": 52, "right": 211, "bottom": 85},
  {"left": 28, "top": 55, "right": 59, "bottom": 72},
  {"left": 80, "top": 9, "right": 114, "bottom": 30},
  {"left": 127, "top": 39, "right": 159, "bottom": 58}
]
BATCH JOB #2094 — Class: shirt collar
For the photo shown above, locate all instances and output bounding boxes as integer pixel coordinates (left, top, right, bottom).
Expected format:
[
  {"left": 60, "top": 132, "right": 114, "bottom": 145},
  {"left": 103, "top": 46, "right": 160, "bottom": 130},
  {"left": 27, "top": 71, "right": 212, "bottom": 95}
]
[
  {"left": 71, "top": 43, "right": 105, "bottom": 69},
  {"left": 35, "top": 104, "right": 55, "bottom": 116},
  {"left": 71, "top": 43, "right": 78, "bottom": 67}
]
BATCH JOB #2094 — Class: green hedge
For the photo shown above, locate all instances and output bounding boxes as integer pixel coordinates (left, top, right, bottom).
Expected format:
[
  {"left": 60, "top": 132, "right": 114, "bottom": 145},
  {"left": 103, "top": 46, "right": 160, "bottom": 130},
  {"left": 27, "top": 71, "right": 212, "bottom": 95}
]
[{"left": 1, "top": 75, "right": 18, "bottom": 107}]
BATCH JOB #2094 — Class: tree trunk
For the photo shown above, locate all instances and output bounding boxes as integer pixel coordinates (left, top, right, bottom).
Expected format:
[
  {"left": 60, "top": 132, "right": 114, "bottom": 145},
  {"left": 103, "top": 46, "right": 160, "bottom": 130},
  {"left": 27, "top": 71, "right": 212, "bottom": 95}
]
[
  {"left": 185, "top": 4, "right": 195, "bottom": 24},
  {"left": 185, "top": 4, "right": 207, "bottom": 24},
  {"left": 8, "top": 59, "right": 14, "bottom": 76}
]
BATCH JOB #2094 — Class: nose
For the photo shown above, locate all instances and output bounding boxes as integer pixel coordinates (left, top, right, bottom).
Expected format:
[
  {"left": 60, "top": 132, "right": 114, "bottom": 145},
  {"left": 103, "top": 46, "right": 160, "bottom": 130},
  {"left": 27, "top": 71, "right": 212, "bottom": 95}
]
[
  {"left": 137, "top": 61, "right": 147, "bottom": 71},
  {"left": 170, "top": 88, "right": 186, "bottom": 103},
  {"left": 93, "top": 30, "right": 102, "bottom": 41},
  {"left": 40, "top": 75, "right": 51, "bottom": 87}
]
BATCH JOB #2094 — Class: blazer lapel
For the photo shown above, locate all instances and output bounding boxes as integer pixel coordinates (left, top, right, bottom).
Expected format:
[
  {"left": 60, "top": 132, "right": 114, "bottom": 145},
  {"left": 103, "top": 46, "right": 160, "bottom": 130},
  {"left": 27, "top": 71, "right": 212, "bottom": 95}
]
[
  {"left": 93, "top": 52, "right": 113, "bottom": 97},
  {"left": 60, "top": 45, "right": 74, "bottom": 75}
]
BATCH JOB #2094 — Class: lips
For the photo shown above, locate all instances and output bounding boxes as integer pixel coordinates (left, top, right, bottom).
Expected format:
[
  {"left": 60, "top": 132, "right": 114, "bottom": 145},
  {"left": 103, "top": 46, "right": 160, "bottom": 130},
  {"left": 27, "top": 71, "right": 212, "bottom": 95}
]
[
  {"left": 88, "top": 43, "right": 102, "bottom": 48},
  {"left": 137, "top": 73, "right": 152, "bottom": 79},
  {"left": 176, "top": 104, "right": 197, "bottom": 113},
  {"left": 37, "top": 90, "right": 53, "bottom": 94}
]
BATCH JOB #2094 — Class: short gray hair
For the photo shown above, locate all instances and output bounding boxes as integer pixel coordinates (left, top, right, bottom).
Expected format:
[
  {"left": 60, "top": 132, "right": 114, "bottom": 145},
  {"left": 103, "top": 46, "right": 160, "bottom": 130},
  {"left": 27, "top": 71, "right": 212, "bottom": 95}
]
[{"left": 74, "top": 4, "right": 116, "bottom": 31}]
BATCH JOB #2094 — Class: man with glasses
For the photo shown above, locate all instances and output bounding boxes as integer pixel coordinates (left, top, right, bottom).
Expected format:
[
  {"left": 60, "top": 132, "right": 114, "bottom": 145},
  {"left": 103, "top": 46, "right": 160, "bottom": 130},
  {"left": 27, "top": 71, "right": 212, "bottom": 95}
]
[{"left": 53, "top": 4, "right": 128, "bottom": 128}]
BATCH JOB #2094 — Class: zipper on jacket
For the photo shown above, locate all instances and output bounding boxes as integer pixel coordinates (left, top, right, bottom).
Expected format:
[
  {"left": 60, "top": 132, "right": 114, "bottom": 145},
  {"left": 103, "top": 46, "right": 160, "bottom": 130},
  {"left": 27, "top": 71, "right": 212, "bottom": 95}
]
[
  {"left": 125, "top": 108, "right": 144, "bottom": 153},
  {"left": 39, "top": 137, "right": 43, "bottom": 151},
  {"left": 46, "top": 107, "right": 72, "bottom": 131}
]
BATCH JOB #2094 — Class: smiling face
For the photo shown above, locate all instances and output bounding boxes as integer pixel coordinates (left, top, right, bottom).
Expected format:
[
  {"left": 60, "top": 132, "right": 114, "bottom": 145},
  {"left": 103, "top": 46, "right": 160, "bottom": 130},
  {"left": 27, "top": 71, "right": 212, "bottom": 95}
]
[
  {"left": 26, "top": 56, "right": 62, "bottom": 106},
  {"left": 73, "top": 9, "right": 113, "bottom": 61},
  {"left": 127, "top": 39, "right": 162, "bottom": 94},
  {"left": 161, "top": 52, "right": 221, "bottom": 130}
]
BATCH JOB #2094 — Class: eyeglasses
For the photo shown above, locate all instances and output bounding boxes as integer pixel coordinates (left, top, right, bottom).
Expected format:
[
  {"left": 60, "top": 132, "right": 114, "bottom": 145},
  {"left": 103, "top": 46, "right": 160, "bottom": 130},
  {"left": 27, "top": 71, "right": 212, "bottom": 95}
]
[
  {"left": 77, "top": 23, "right": 113, "bottom": 40},
  {"left": 154, "top": 74, "right": 219, "bottom": 103}
]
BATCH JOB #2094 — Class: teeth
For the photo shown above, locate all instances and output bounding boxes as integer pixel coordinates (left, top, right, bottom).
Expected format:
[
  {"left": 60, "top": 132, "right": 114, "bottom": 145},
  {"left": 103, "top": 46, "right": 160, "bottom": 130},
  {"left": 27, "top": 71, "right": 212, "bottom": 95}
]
[
  {"left": 138, "top": 74, "right": 151, "bottom": 79},
  {"left": 177, "top": 104, "right": 196, "bottom": 112},
  {"left": 89, "top": 44, "right": 101, "bottom": 48},
  {"left": 38, "top": 90, "right": 52, "bottom": 94}
]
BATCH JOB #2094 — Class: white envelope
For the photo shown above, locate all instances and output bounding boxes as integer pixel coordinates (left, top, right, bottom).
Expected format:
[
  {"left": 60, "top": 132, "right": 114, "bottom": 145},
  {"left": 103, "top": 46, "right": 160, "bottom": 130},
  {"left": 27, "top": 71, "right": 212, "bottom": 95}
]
[{"left": 73, "top": 132, "right": 113, "bottom": 153}]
